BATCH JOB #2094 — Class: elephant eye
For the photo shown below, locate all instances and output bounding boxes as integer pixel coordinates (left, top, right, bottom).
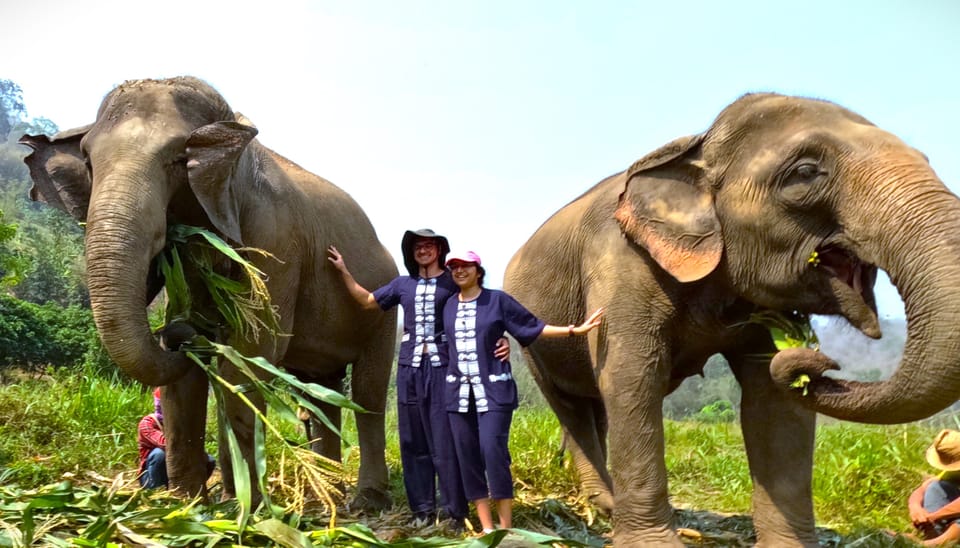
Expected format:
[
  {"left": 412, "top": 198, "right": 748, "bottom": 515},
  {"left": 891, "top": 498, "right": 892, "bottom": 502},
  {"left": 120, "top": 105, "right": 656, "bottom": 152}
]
[
  {"left": 782, "top": 160, "right": 824, "bottom": 188},
  {"left": 796, "top": 163, "right": 819, "bottom": 180},
  {"left": 779, "top": 159, "right": 825, "bottom": 203}
]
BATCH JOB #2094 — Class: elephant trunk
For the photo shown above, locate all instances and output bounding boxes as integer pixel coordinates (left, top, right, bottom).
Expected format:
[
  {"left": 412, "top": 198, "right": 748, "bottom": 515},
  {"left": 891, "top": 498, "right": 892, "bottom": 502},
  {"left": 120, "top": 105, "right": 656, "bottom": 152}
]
[
  {"left": 85, "top": 164, "right": 193, "bottom": 387},
  {"left": 772, "top": 168, "right": 960, "bottom": 423}
]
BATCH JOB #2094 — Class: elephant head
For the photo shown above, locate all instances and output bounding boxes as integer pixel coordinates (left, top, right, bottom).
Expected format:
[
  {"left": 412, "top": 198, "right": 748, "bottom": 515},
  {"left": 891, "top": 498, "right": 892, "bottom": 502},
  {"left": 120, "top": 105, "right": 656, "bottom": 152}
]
[
  {"left": 615, "top": 92, "right": 960, "bottom": 423},
  {"left": 20, "top": 77, "right": 259, "bottom": 387}
]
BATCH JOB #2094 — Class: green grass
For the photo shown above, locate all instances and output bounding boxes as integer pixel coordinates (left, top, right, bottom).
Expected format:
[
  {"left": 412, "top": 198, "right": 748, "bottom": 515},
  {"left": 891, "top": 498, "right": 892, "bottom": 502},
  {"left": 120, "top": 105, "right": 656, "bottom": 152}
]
[
  {"left": 0, "top": 366, "right": 149, "bottom": 486},
  {"left": 0, "top": 365, "right": 950, "bottom": 546}
]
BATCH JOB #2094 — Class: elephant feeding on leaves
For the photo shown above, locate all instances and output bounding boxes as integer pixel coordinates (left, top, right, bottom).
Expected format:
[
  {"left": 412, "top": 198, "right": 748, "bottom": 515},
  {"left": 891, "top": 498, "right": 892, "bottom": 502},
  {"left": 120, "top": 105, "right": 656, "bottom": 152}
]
[
  {"left": 20, "top": 77, "right": 398, "bottom": 509},
  {"left": 504, "top": 93, "right": 960, "bottom": 547}
]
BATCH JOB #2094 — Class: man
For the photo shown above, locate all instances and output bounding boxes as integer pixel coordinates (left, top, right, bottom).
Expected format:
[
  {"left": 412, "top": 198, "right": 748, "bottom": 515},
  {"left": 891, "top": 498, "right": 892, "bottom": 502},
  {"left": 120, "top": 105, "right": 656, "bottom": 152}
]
[{"left": 908, "top": 429, "right": 960, "bottom": 545}]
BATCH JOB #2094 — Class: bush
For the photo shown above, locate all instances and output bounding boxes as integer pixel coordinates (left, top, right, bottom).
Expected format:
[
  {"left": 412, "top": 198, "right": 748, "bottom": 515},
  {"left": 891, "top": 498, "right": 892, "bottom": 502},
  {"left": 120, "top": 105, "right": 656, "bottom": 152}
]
[
  {"left": 0, "top": 295, "right": 109, "bottom": 372},
  {"left": 694, "top": 399, "right": 737, "bottom": 422}
]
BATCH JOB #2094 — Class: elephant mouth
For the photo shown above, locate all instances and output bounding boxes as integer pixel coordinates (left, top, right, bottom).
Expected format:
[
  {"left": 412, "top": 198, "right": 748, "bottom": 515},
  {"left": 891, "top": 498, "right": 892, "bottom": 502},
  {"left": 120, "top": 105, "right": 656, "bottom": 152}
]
[{"left": 816, "top": 242, "right": 878, "bottom": 305}]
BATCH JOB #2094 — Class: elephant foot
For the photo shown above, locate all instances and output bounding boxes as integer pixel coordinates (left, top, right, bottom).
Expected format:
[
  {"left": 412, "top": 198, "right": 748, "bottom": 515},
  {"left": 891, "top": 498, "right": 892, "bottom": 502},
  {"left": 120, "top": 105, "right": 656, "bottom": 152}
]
[
  {"left": 586, "top": 488, "right": 615, "bottom": 516},
  {"left": 613, "top": 526, "right": 684, "bottom": 548},
  {"left": 348, "top": 487, "right": 392, "bottom": 514}
]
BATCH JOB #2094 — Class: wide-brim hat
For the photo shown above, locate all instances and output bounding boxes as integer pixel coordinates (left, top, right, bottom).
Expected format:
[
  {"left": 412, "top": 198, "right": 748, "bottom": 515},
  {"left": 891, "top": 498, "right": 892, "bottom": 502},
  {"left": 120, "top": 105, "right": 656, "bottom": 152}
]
[
  {"left": 400, "top": 229, "right": 450, "bottom": 277},
  {"left": 926, "top": 429, "right": 960, "bottom": 471}
]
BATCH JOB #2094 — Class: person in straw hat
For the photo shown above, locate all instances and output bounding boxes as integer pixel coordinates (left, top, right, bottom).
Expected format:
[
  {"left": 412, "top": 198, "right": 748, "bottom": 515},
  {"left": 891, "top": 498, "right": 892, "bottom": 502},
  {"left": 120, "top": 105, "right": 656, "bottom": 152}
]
[{"left": 907, "top": 429, "right": 960, "bottom": 545}]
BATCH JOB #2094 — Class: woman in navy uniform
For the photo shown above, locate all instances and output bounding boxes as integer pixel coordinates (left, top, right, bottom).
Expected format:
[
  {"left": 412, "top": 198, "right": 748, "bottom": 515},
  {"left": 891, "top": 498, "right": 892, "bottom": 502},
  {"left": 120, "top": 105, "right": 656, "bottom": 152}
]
[{"left": 442, "top": 250, "right": 603, "bottom": 533}]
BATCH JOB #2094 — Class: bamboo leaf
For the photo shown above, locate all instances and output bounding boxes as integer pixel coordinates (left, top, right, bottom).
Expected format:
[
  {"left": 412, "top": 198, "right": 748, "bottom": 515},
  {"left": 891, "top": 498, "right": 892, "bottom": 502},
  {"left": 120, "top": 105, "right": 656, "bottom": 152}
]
[
  {"left": 215, "top": 344, "right": 366, "bottom": 413},
  {"left": 212, "top": 378, "right": 252, "bottom": 531},
  {"left": 253, "top": 416, "right": 281, "bottom": 520},
  {"left": 790, "top": 374, "right": 812, "bottom": 397},
  {"left": 252, "top": 519, "right": 312, "bottom": 548}
]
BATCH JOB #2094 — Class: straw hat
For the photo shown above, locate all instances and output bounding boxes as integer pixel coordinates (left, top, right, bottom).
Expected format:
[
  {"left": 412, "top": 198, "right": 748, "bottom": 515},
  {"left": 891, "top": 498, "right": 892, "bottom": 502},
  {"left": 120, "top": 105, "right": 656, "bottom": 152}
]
[{"left": 926, "top": 429, "right": 960, "bottom": 471}]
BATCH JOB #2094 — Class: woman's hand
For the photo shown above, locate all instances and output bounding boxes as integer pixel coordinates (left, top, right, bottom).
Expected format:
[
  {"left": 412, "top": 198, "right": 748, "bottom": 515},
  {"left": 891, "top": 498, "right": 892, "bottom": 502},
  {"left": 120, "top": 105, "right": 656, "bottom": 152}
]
[
  {"left": 494, "top": 337, "right": 511, "bottom": 360},
  {"left": 574, "top": 307, "right": 605, "bottom": 335}
]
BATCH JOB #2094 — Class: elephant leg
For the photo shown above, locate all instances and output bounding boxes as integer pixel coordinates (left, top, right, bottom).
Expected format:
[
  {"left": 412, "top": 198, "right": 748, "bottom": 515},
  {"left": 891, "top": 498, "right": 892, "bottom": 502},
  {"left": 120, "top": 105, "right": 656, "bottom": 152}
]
[
  {"left": 559, "top": 400, "right": 613, "bottom": 512},
  {"left": 347, "top": 335, "right": 393, "bottom": 512},
  {"left": 162, "top": 365, "right": 210, "bottom": 498},
  {"left": 298, "top": 370, "right": 345, "bottom": 483},
  {"left": 730, "top": 347, "right": 819, "bottom": 548},
  {"left": 599, "top": 340, "right": 681, "bottom": 547},
  {"left": 524, "top": 348, "right": 613, "bottom": 512}
]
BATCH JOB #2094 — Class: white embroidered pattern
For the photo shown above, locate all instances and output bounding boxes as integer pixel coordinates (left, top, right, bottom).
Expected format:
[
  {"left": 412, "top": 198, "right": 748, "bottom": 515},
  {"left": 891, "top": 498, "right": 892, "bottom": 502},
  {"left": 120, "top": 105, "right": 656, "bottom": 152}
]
[
  {"left": 451, "top": 300, "right": 488, "bottom": 412},
  {"left": 411, "top": 278, "right": 441, "bottom": 368}
]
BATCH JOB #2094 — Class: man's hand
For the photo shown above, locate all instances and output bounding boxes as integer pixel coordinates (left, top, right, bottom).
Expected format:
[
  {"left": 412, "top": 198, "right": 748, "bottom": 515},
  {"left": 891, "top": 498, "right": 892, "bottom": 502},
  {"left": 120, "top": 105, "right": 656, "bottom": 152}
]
[
  {"left": 494, "top": 337, "right": 511, "bottom": 361},
  {"left": 327, "top": 245, "right": 347, "bottom": 272}
]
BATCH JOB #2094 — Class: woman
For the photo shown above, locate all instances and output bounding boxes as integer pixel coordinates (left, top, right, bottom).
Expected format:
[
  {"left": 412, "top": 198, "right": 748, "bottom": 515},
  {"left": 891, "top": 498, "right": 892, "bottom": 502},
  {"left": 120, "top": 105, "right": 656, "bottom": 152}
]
[
  {"left": 328, "top": 229, "right": 509, "bottom": 530},
  {"left": 441, "top": 250, "right": 604, "bottom": 533}
]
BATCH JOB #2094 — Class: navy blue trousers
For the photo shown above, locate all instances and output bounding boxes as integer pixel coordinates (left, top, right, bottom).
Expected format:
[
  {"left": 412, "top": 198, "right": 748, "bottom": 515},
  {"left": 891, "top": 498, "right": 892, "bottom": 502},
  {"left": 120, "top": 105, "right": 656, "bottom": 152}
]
[
  {"left": 448, "top": 400, "right": 514, "bottom": 501},
  {"left": 397, "top": 364, "right": 468, "bottom": 519},
  {"left": 139, "top": 448, "right": 168, "bottom": 489}
]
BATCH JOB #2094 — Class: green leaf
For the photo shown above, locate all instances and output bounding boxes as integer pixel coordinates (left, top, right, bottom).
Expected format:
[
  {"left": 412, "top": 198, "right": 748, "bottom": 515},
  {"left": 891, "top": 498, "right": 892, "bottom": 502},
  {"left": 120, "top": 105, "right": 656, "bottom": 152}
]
[
  {"left": 252, "top": 519, "right": 312, "bottom": 548},
  {"left": 747, "top": 310, "right": 820, "bottom": 351},
  {"left": 790, "top": 374, "right": 812, "bottom": 397},
  {"left": 215, "top": 344, "right": 366, "bottom": 413},
  {"left": 213, "top": 380, "right": 253, "bottom": 531}
]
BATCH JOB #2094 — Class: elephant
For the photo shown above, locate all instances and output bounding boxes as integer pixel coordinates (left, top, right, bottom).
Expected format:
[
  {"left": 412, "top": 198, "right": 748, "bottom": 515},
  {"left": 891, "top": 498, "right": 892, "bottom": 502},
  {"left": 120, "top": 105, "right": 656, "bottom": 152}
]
[
  {"left": 503, "top": 92, "right": 960, "bottom": 546},
  {"left": 19, "top": 76, "right": 398, "bottom": 509}
]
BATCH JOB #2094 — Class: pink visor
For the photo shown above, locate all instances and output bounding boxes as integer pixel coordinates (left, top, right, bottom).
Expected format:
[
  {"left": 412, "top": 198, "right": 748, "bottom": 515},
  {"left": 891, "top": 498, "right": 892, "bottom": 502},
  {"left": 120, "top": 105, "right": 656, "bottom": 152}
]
[{"left": 445, "top": 250, "right": 482, "bottom": 267}]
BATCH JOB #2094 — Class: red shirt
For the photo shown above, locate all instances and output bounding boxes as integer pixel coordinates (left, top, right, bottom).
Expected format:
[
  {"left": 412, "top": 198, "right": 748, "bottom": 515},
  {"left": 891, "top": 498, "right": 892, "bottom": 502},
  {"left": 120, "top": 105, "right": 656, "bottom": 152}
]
[{"left": 137, "top": 413, "right": 166, "bottom": 474}]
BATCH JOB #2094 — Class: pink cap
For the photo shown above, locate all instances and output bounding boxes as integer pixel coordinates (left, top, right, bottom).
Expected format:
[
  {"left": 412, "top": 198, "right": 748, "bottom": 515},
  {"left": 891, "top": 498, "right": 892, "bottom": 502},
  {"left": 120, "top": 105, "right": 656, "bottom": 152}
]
[{"left": 445, "top": 250, "right": 482, "bottom": 267}]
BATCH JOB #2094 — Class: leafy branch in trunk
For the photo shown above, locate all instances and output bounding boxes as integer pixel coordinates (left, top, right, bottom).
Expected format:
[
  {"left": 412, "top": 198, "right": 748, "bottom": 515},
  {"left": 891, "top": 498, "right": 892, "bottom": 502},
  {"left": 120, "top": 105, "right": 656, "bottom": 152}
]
[
  {"left": 159, "top": 224, "right": 284, "bottom": 344},
  {"left": 159, "top": 225, "right": 355, "bottom": 521},
  {"left": 746, "top": 310, "right": 819, "bottom": 396}
]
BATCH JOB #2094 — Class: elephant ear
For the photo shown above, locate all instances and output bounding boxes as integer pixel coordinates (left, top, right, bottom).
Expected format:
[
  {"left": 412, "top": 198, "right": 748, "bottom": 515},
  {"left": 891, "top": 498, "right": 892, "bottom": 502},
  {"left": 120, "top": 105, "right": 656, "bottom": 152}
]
[
  {"left": 614, "top": 134, "right": 723, "bottom": 283},
  {"left": 19, "top": 125, "right": 93, "bottom": 222},
  {"left": 185, "top": 120, "right": 259, "bottom": 245}
]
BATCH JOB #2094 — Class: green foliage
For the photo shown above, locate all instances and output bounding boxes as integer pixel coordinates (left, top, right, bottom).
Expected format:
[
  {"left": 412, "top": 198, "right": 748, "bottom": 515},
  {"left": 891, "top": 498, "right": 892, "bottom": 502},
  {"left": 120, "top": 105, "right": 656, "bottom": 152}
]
[
  {"left": 0, "top": 79, "right": 26, "bottom": 140},
  {"left": 0, "top": 480, "right": 585, "bottom": 547},
  {"left": 0, "top": 371, "right": 148, "bottom": 486},
  {"left": 161, "top": 224, "right": 282, "bottom": 342},
  {"left": 0, "top": 366, "right": 947, "bottom": 545},
  {"left": 0, "top": 294, "right": 99, "bottom": 370},
  {"left": 663, "top": 354, "right": 741, "bottom": 420},
  {"left": 0, "top": 78, "right": 85, "bottom": 308},
  {"left": 0, "top": 208, "right": 27, "bottom": 289},
  {"left": 694, "top": 399, "right": 737, "bottom": 423},
  {"left": 9, "top": 209, "right": 87, "bottom": 306},
  {"left": 749, "top": 309, "right": 820, "bottom": 351}
]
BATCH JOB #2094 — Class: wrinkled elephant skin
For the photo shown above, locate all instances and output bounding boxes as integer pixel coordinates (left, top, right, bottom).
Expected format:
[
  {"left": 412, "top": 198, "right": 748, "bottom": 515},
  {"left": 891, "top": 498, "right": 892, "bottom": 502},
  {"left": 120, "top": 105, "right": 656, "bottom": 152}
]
[
  {"left": 20, "top": 77, "right": 397, "bottom": 510},
  {"left": 504, "top": 93, "right": 960, "bottom": 546}
]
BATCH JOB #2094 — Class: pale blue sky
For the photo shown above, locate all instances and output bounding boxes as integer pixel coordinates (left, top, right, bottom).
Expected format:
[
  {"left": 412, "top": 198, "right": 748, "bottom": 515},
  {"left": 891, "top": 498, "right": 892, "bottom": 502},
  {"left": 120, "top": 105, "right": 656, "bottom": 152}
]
[{"left": 2, "top": 0, "right": 958, "bottom": 321}]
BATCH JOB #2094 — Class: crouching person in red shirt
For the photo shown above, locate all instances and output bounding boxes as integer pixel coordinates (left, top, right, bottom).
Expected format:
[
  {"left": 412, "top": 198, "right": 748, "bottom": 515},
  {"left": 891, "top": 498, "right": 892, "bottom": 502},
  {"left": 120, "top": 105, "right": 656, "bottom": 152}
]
[{"left": 138, "top": 388, "right": 215, "bottom": 489}]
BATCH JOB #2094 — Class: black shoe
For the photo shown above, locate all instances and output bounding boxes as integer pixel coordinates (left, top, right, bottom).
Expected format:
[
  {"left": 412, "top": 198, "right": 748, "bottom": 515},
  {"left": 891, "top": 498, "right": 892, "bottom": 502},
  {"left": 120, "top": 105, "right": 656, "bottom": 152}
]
[
  {"left": 409, "top": 512, "right": 431, "bottom": 528},
  {"left": 438, "top": 515, "right": 466, "bottom": 535}
]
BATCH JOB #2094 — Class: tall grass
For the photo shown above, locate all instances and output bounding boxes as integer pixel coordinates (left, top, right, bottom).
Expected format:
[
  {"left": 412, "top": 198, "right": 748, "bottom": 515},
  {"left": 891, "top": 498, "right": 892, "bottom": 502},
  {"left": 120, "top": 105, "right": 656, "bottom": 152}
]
[
  {"left": 0, "top": 363, "right": 149, "bottom": 486},
  {"left": 0, "top": 364, "right": 950, "bottom": 544}
]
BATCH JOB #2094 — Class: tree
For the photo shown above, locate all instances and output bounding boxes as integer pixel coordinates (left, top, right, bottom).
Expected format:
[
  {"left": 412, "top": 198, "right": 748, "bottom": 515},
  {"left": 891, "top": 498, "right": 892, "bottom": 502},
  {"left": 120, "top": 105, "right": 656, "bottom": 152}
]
[
  {"left": 10, "top": 209, "right": 87, "bottom": 306},
  {"left": 0, "top": 209, "right": 27, "bottom": 290},
  {"left": 0, "top": 79, "right": 27, "bottom": 141}
]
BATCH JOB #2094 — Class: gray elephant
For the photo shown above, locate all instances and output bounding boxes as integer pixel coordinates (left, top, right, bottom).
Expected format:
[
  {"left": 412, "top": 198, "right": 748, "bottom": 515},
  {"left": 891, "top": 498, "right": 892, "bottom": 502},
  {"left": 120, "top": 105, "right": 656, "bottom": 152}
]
[
  {"left": 503, "top": 93, "right": 960, "bottom": 546},
  {"left": 19, "top": 76, "right": 398, "bottom": 509}
]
